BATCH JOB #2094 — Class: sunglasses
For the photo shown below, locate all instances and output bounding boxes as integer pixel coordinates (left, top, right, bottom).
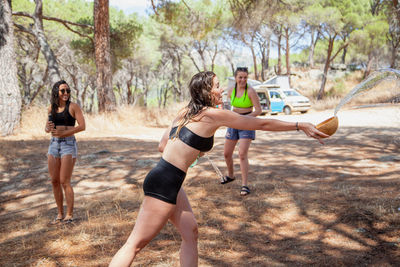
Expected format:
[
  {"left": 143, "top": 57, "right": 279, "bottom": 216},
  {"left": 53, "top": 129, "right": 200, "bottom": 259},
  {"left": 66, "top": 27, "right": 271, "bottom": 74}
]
[
  {"left": 59, "top": 89, "right": 71, "bottom": 94},
  {"left": 236, "top": 67, "right": 248, "bottom": 72}
]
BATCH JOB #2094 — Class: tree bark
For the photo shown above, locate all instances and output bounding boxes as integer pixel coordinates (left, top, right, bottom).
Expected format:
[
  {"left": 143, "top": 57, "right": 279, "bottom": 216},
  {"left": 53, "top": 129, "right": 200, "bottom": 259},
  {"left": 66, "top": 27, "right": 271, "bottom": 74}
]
[
  {"left": 94, "top": 0, "right": 115, "bottom": 112},
  {"left": 250, "top": 43, "right": 258, "bottom": 80},
  {"left": 318, "top": 35, "right": 348, "bottom": 100},
  {"left": 309, "top": 30, "right": 319, "bottom": 68},
  {"left": 32, "top": 0, "right": 61, "bottom": 84},
  {"left": 284, "top": 27, "right": 291, "bottom": 86},
  {"left": 277, "top": 33, "right": 282, "bottom": 75},
  {"left": 364, "top": 54, "right": 374, "bottom": 78},
  {"left": 0, "top": 0, "right": 22, "bottom": 136},
  {"left": 318, "top": 37, "right": 334, "bottom": 100}
]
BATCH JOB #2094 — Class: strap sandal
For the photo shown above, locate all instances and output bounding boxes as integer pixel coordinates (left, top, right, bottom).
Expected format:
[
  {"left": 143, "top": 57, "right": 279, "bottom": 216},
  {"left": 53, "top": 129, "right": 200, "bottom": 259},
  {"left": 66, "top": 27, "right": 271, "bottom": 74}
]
[
  {"left": 62, "top": 218, "right": 75, "bottom": 224},
  {"left": 221, "top": 175, "right": 235, "bottom": 184},
  {"left": 49, "top": 217, "right": 63, "bottom": 225},
  {"left": 240, "top": 186, "right": 250, "bottom": 196}
]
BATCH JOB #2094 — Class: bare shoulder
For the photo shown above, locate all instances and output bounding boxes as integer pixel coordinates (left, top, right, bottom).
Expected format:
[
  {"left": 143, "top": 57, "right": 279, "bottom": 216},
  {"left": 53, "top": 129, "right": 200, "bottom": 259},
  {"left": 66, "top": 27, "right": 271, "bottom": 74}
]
[
  {"left": 247, "top": 86, "right": 258, "bottom": 95},
  {"left": 69, "top": 102, "right": 82, "bottom": 111},
  {"left": 203, "top": 107, "right": 234, "bottom": 120}
]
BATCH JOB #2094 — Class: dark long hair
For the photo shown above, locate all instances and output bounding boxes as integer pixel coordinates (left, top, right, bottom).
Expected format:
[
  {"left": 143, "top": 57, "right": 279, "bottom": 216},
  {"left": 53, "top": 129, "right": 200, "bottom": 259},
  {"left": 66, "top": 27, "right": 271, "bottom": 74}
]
[
  {"left": 50, "top": 80, "right": 70, "bottom": 122},
  {"left": 176, "top": 71, "right": 216, "bottom": 132},
  {"left": 233, "top": 67, "right": 248, "bottom": 94}
]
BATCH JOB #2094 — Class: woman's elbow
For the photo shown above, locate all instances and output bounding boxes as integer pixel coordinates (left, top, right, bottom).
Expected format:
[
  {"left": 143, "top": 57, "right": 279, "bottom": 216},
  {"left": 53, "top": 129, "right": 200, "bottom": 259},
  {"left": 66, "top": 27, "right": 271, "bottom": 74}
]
[
  {"left": 158, "top": 144, "right": 164, "bottom": 153},
  {"left": 79, "top": 124, "right": 86, "bottom": 132},
  {"left": 253, "top": 108, "right": 262, "bottom": 116}
]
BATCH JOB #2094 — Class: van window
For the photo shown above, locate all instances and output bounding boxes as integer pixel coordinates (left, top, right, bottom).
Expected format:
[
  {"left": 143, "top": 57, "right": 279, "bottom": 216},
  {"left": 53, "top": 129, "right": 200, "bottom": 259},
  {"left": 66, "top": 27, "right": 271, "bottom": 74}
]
[
  {"left": 283, "top": 90, "right": 300, "bottom": 96},
  {"left": 270, "top": 91, "right": 281, "bottom": 99},
  {"left": 257, "top": 92, "right": 267, "bottom": 101}
]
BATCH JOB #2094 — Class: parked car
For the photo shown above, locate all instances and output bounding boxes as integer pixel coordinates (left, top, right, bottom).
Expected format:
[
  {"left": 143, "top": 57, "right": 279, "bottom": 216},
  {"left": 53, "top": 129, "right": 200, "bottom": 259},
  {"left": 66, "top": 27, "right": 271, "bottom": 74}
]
[
  {"left": 223, "top": 75, "right": 311, "bottom": 115},
  {"left": 254, "top": 86, "right": 311, "bottom": 115},
  {"left": 279, "top": 89, "right": 311, "bottom": 114}
]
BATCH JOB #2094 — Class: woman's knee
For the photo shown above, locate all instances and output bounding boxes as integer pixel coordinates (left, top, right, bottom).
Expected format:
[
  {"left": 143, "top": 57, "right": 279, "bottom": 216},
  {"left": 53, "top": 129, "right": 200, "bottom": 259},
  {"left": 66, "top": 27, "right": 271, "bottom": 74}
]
[
  {"left": 238, "top": 150, "right": 248, "bottom": 160},
  {"left": 125, "top": 237, "right": 151, "bottom": 254},
  {"left": 60, "top": 179, "right": 72, "bottom": 189},
  {"left": 182, "top": 221, "right": 198, "bottom": 242},
  {"left": 51, "top": 177, "right": 61, "bottom": 187},
  {"left": 224, "top": 150, "right": 233, "bottom": 159}
]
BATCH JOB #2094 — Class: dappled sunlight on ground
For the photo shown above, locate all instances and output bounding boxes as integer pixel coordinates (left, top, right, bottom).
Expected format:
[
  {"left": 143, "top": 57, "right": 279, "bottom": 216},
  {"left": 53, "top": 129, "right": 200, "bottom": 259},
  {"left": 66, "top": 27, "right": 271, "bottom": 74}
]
[{"left": 0, "top": 107, "right": 399, "bottom": 266}]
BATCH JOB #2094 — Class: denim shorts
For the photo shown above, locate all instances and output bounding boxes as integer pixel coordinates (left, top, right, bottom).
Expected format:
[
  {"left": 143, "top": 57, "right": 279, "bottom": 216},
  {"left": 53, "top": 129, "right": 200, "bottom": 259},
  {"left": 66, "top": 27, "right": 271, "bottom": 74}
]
[
  {"left": 225, "top": 127, "right": 255, "bottom": 140},
  {"left": 48, "top": 136, "right": 78, "bottom": 158}
]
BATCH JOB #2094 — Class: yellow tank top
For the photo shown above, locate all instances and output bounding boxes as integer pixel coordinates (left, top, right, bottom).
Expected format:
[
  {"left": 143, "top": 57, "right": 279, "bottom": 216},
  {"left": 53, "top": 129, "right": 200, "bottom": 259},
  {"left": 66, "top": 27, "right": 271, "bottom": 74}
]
[{"left": 230, "top": 84, "right": 253, "bottom": 108}]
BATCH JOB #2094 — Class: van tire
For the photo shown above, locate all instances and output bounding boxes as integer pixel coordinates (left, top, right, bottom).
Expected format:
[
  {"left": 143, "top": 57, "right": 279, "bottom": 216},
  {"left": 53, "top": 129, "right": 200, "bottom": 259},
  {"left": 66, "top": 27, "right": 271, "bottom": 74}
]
[{"left": 284, "top": 106, "right": 291, "bottom": 115}]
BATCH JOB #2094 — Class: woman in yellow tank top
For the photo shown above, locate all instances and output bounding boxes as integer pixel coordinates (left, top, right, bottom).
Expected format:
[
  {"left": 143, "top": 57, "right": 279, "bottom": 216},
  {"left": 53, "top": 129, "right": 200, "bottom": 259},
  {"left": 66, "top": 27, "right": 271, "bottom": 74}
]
[{"left": 222, "top": 67, "right": 262, "bottom": 196}]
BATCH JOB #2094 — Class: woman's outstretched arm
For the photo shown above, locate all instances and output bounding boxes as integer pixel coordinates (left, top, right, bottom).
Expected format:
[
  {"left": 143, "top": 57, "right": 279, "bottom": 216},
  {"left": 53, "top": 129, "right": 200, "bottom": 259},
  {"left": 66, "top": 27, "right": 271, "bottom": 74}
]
[{"left": 209, "top": 109, "right": 329, "bottom": 143}]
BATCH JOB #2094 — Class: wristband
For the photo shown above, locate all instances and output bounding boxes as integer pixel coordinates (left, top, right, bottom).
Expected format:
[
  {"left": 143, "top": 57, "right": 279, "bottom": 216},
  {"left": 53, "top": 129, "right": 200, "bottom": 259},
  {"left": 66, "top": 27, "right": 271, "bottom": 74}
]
[{"left": 296, "top": 122, "right": 299, "bottom": 131}]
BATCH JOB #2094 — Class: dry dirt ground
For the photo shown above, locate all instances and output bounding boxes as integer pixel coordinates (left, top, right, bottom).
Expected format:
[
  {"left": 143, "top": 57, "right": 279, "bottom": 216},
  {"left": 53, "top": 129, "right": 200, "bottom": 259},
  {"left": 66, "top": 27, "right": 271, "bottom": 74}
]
[{"left": 0, "top": 106, "right": 399, "bottom": 266}]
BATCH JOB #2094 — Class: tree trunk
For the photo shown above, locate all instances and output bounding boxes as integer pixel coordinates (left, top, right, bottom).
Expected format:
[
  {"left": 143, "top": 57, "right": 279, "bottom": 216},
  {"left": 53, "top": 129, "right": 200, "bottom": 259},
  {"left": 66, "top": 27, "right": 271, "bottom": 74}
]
[
  {"left": 126, "top": 73, "right": 133, "bottom": 105},
  {"left": 0, "top": 0, "right": 22, "bottom": 136},
  {"left": 318, "top": 38, "right": 334, "bottom": 100},
  {"left": 277, "top": 34, "right": 282, "bottom": 75},
  {"left": 364, "top": 54, "right": 374, "bottom": 78},
  {"left": 94, "top": 0, "right": 115, "bottom": 112},
  {"left": 285, "top": 27, "right": 291, "bottom": 86},
  {"left": 390, "top": 0, "right": 400, "bottom": 68},
  {"left": 341, "top": 36, "right": 348, "bottom": 64},
  {"left": 32, "top": 0, "right": 61, "bottom": 84},
  {"left": 265, "top": 37, "right": 270, "bottom": 75},
  {"left": 210, "top": 44, "right": 218, "bottom": 73},
  {"left": 259, "top": 37, "right": 270, "bottom": 81},
  {"left": 309, "top": 29, "right": 317, "bottom": 68},
  {"left": 250, "top": 43, "right": 258, "bottom": 80}
]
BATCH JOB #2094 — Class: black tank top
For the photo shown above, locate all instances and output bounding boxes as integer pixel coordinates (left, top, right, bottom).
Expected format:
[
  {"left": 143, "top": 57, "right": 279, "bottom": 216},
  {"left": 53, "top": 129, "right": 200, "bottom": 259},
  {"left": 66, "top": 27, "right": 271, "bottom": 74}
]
[
  {"left": 169, "top": 126, "right": 214, "bottom": 152},
  {"left": 49, "top": 102, "right": 76, "bottom": 126}
]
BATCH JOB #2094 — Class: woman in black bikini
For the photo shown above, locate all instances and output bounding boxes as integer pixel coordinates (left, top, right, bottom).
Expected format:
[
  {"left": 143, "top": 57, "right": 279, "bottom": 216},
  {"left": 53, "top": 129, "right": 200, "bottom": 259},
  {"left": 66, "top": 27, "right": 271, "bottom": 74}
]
[
  {"left": 45, "top": 80, "right": 85, "bottom": 224},
  {"left": 109, "top": 71, "right": 328, "bottom": 267}
]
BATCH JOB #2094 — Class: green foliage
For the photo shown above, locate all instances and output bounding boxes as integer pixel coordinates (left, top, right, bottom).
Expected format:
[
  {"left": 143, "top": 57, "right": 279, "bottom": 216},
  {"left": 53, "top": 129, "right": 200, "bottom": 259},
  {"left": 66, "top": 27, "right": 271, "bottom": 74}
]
[
  {"left": 11, "top": 0, "right": 397, "bottom": 109},
  {"left": 70, "top": 13, "right": 143, "bottom": 73},
  {"left": 328, "top": 78, "right": 346, "bottom": 97},
  {"left": 154, "top": 0, "right": 225, "bottom": 41},
  {"left": 350, "top": 19, "right": 388, "bottom": 55}
]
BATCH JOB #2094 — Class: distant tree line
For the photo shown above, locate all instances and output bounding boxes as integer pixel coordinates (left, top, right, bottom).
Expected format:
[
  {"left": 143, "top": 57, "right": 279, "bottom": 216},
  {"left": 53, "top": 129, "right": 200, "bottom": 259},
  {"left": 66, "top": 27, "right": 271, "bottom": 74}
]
[{"left": 0, "top": 0, "right": 399, "bottom": 135}]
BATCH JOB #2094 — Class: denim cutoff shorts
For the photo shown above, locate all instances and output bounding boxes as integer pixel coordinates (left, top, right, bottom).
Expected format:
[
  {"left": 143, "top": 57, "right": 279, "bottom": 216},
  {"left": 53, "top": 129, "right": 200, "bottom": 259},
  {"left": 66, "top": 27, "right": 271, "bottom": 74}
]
[
  {"left": 225, "top": 128, "right": 255, "bottom": 140},
  {"left": 48, "top": 136, "right": 77, "bottom": 158}
]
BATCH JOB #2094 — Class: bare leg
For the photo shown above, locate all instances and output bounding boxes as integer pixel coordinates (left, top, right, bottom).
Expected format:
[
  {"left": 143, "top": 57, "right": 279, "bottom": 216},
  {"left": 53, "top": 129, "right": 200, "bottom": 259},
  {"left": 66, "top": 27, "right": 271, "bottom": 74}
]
[
  {"left": 109, "top": 196, "right": 176, "bottom": 267},
  {"left": 48, "top": 155, "right": 63, "bottom": 219},
  {"left": 170, "top": 189, "right": 198, "bottom": 267},
  {"left": 224, "top": 139, "right": 238, "bottom": 178},
  {"left": 60, "top": 155, "right": 76, "bottom": 220},
  {"left": 238, "top": 138, "right": 252, "bottom": 187}
]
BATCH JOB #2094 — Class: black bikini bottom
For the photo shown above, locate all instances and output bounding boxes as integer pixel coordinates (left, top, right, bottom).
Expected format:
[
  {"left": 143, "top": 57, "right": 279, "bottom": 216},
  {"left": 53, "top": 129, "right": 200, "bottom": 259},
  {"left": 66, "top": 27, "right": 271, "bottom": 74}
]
[{"left": 143, "top": 157, "right": 186, "bottom": 204}]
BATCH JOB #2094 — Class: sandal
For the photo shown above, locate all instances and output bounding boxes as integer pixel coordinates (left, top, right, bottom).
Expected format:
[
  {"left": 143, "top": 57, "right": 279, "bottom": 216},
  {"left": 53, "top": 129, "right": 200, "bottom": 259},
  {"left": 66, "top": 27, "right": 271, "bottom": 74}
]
[
  {"left": 49, "top": 217, "right": 63, "bottom": 225},
  {"left": 62, "top": 218, "right": 75, "bottom": 224},
  {"left": 221, "top": 175, "right": 235, "bottom": 184},
  {"left": 240, "top": 186, "right": 250, "bottom": 196}
]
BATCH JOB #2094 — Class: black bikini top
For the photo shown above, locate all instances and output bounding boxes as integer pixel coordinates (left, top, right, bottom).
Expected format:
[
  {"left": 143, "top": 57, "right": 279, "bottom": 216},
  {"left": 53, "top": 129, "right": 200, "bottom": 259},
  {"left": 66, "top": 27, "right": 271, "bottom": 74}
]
[
  {"left": 49, "top": 102, "right": 76, "bottom": 126},
  {"left": 169, "top": 126, "right": 214, "bottom": 152}
]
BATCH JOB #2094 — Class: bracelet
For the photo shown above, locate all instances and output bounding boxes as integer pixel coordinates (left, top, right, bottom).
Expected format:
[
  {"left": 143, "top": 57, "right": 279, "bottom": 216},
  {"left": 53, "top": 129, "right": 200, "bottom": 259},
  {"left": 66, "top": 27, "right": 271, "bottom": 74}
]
[{"left": 295, "top": 122, "right": 299, "bottom": 131}]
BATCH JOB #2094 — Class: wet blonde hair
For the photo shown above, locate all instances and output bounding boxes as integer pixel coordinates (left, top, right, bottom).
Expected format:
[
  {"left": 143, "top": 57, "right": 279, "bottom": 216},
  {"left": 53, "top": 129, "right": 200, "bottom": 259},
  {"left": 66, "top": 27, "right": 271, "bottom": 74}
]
[{"left": 175, "top": 71, "right": 216, "bottom": 135}]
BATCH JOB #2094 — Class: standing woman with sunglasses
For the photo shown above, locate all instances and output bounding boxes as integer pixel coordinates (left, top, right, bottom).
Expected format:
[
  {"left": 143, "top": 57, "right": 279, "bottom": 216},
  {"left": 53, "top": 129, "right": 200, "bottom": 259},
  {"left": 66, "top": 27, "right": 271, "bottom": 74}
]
[
  {"left": 45, "top": 80, "right": 85, "bottom": 224},
  {"left": 222, "top": 67, "right": 262, "bottom": 196}
]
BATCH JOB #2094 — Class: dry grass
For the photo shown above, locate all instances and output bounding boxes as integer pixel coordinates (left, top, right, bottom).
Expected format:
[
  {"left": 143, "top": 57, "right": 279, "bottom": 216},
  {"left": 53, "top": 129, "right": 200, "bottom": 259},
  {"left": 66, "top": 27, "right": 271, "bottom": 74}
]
[
  {"left": 9, "top": 104, "right": 184, "bottom": 140},
  {"left": 293, "top": 70, "right": 400, "bottom": 111},
  {"left": 1, "top": 72, "right": 400, "bottom": 266},
  {"left": 1, "top": 113, "right": 399, "bottom": 266}
]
